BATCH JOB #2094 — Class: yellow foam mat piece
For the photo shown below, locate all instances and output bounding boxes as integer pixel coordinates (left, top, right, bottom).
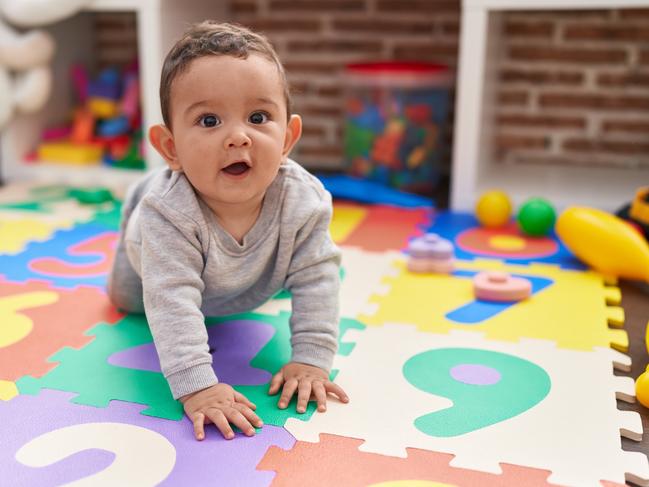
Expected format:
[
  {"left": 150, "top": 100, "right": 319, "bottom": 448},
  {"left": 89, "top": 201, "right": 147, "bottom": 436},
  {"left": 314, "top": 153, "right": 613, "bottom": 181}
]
[
  {"left": 330, "top": 205, "right": 367, "bottom": 243},
  {"left": 607, "top": 307, "right": 626, "bottom": 328},
  {"left": 359, "top": 258, "right": 629, "bottom": 352},
  {"left": 0, "top": 291, "right": 59, "bottom": 347},
  {"left": 0, "top": 219, "right": 57, "bottom": 254},
  {"left": 605, "top": 286, "right": 622, "bottom": 305},
  {"left": 0, "top": 380, "right": 18, "bottom": 401}
]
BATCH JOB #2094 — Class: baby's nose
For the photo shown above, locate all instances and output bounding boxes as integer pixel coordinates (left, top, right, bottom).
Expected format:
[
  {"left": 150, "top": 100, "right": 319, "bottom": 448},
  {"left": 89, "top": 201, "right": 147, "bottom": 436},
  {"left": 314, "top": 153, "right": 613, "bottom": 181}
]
[{"left": 225, "top": 130, "right": 251, "bottom": 148}]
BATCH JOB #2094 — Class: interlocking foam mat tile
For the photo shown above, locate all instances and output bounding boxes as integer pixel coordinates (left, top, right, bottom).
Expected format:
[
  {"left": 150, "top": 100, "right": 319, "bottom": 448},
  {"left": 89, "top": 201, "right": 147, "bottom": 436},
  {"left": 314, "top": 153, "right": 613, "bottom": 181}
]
[{"left": 0, "top": 184, "right": 646, "bottom": 486}]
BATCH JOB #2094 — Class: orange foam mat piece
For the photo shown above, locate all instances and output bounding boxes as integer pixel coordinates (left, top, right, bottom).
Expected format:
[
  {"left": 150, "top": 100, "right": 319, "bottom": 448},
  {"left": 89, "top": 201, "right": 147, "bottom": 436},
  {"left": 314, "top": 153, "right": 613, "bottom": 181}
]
[
  {"left": 339, "top": 204, "right": 432, "bottom": 252},
  {"left": 0, "top": 279, "right": 123, "bottom": 381},
  {"left": 258, "top": 434, "right": 625, "bottom": 487},
  {"left": 29, "top": 233, "right": 117, "bottom": 277}
]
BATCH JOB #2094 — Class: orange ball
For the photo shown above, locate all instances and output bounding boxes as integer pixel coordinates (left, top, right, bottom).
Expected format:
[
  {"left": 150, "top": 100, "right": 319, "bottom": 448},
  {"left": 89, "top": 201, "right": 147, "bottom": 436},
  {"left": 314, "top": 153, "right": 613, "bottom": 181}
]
[{"left": 475, "top": 190, "right": 512, "bottom": 228}]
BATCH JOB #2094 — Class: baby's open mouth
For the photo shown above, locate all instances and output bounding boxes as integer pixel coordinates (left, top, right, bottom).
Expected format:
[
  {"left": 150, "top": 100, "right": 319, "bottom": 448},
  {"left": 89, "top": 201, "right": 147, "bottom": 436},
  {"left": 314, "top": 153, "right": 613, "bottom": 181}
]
[{"left": 222, "top": 161, "right": 251, "bottom": 175}]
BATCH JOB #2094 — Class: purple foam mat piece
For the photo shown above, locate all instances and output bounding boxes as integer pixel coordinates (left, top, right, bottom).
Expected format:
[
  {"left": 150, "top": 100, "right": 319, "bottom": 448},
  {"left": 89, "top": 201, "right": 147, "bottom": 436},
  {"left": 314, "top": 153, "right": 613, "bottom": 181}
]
[
  {"left": 1, "top": 389, "right": 295, "bottom": 486},
  {"left": 107, "top": 343, "right": 161, "bottom": 372},
  {"left": 450, "top": 363, "right": 502, "bottom": 386},
  {"left": 107, "top": 319, "right": 275, "bottom": 385}
]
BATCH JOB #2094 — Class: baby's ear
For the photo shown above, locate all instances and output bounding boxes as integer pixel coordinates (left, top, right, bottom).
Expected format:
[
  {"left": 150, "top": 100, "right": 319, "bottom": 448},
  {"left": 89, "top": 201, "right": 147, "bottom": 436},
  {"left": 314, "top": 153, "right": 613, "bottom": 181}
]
[
  {"left": 282, "top": 114, "right": 302, "bottom": 159},
  {"left": 149, "top": 124, "right": 181, "bottom": 171}
]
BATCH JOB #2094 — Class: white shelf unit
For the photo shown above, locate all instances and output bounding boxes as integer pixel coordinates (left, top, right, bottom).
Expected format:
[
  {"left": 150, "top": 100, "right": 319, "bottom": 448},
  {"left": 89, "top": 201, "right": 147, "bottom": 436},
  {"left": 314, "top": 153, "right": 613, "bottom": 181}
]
[
  {"left": 1, "top": 0, "right": 226, "bottom": 187},
  {"left": 450, "top": 0, "right": 649, "bottom": 211}
]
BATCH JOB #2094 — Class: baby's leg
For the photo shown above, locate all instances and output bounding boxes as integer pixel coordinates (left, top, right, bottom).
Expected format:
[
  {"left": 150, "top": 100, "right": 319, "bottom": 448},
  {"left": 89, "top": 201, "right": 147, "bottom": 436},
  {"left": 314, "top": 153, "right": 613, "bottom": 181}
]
[
  {"left": 107, "top": 237, "right": 144, "bottom": 314},
  {"left": 107, "top": 170, "right": 158, "bottom": 314}
]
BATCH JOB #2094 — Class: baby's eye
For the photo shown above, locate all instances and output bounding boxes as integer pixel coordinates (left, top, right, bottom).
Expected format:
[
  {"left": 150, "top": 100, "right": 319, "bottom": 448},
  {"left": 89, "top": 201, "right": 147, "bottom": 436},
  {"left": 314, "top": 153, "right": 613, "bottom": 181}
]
[
  {"left": 199, "top": 114, "right": 220, "bottom": 128},
  {"left": 249, "top": 111, "right": 269, "bottom": 124}
]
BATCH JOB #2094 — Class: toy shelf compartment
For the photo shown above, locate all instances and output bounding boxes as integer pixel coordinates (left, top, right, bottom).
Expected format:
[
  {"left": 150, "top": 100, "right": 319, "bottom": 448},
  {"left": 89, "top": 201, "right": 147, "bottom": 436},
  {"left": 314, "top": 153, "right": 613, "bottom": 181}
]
[
  {"left": 450, "top": 0, "right": 649, "bottom": 212},
  {"left": 0, "top": 0, "right": 225, "bottom": 187}
]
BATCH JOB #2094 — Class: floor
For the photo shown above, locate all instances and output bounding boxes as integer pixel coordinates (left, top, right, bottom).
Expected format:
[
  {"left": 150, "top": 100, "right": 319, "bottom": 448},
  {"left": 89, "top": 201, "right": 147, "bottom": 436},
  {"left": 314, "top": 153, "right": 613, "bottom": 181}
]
[
  {"left": 619, "top": 281, "right": 649, "bottom": 456},
  {"left": 0, "top": 182, "right": 647, "bottom": 486}
]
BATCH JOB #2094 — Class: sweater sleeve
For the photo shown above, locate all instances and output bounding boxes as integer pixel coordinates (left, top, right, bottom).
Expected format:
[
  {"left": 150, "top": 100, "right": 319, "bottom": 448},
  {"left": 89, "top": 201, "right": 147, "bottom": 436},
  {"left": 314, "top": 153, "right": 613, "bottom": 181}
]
[
  {"left": 134, "top": 197, "right": 217, "bottom": 399},
  {"left": 284, "top": 193, "right": 341, "bottom": 373}
]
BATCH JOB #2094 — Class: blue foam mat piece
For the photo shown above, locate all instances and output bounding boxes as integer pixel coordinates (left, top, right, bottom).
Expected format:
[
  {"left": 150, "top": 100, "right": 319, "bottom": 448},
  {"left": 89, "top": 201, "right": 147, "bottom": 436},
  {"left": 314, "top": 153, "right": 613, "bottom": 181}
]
[
  {"left": 316, "top": 174, "right": 434, "bottom": 208},
  {"left": 447, "top": 270, "right": 554, "bottom": 324},
  {"left": 0, "top": 222, "right": 116, "bottom": 288}
]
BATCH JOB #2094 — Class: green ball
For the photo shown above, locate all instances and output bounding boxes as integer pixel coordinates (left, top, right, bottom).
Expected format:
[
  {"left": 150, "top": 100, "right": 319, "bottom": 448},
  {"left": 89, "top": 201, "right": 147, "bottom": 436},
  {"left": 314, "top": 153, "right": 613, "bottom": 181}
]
[{"left": 517, "top": 198, "right": 556, "bottom": 236}]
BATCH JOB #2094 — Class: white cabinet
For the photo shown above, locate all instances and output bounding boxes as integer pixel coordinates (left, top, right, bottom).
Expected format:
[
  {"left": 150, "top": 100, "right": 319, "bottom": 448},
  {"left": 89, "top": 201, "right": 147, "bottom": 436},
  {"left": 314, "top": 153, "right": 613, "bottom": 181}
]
[
  {"left": 1, "top": 0, "right": 226, "bottom": 186},
  {"left": 451, "top": 0, "right": 649, "bottom": 211}
]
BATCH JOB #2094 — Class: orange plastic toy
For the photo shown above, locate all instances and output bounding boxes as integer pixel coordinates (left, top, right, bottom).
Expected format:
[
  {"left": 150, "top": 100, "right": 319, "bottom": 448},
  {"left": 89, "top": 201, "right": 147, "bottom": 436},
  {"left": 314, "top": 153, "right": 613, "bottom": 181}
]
[
  {"left": 473, "top": 271, "right": 532, "bottom": 302},
  {"left": 70, "top": 108, "right": 95, "bottom": 144}
]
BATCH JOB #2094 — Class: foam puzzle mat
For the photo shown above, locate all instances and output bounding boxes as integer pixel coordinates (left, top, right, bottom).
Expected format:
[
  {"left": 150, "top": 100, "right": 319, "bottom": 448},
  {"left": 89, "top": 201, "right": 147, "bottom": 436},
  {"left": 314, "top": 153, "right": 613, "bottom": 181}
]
[{"left": 0, "top": 184, "right": 647, "bottom": 487}]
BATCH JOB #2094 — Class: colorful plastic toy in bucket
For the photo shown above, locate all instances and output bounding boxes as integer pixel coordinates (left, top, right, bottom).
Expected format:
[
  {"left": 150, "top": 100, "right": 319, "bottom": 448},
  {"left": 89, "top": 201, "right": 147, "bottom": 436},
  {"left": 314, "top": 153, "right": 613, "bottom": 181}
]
[{"left": 344, "top": 61, "right": 452, "bottom": 195}]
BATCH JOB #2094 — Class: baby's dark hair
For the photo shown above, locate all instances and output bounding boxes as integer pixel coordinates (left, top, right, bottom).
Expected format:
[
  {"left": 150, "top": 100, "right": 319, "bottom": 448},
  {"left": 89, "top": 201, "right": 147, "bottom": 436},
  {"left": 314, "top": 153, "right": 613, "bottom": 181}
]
[{"left": 159, "top": 21, "right": 291, "bottom": 128}]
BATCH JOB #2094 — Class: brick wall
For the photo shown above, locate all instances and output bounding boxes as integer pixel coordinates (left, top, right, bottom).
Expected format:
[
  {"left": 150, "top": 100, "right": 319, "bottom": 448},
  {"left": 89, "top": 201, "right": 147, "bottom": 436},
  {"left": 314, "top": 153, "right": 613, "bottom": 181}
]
[
  {"left": 93, "top": 13, "right": 138, "bottom": 70},
  {"left": 231, "top": 1, "right": 649, "bottom": 173},
  {"left": 93, "top": 3, "right": 649, "bottom": 174},
  {"left": 230, "top": 0, "right": 461, "bottom": 170},
  {"left": 497, "top": 8, "right": 649, "bottom": 170}
]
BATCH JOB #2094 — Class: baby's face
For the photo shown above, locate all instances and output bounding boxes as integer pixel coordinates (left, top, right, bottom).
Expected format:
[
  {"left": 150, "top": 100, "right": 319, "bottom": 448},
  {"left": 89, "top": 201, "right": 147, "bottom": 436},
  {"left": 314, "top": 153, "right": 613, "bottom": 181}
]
[{"left": 167, "top": 54, "right": 294, "bottom": 210}]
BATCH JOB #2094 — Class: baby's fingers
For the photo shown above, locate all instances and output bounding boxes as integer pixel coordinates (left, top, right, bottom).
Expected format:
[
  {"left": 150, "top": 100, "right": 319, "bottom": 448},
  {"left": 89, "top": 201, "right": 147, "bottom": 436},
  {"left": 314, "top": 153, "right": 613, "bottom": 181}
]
[
  {"left": 313, "top": 382, "right": 327, "bottom": 412},
  {"left": 296, "top": 381, "right": 312, "bottom": 414},
  {"left": 278, "top": 378, "right": 298, "bottom": 409},
  {"left": 234, "top": 402, "right": 264, "bottom": 429},
  {"left": 325, "top": 381, "right": 349, "bottom": 403},
  {"left": 192, "top": 412, "right": 206, "bottom": 441},
  {"left": 268, "top": 371, "right": 284, "bottom": 395},
  {"left": 225, "top": 407, "right": 256, "bottom": 437},
  {"left": 205, "top": 409, "right": 234, "bottom": 440},
  {"left": 233, "top": 390, "right": 256, "bottom": 410}
]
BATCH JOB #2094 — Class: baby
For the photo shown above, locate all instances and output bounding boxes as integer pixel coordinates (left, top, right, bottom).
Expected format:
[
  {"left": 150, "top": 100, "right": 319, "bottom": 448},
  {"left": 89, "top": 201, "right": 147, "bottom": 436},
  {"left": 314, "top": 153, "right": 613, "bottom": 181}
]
[{"left": 108, "top": 21, "right": 348, "bottom": 441}]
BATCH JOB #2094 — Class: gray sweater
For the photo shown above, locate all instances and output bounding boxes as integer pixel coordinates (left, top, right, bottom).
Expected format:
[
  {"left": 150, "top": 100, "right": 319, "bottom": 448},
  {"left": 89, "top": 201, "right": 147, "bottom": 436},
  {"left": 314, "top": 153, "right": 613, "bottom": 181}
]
[{"left": 108, "top": 160, "right": 341, "bottom": 399}]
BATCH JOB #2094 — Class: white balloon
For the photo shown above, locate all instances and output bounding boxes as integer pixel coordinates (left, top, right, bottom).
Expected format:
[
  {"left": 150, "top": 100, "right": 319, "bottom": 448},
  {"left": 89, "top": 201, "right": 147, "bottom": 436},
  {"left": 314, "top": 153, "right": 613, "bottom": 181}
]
[
  {"left": 0, "top": 0, "right": 91, "bottom": 28},
  {"left": 0, "top": 67, "right": 13, "bottom": 129},
  {"left": 0, "top": 0, "right": 75, "bottom": 128},
  {"left": 0, "top": 23, "right": 55, "bottom": 69},
  {"left": 0, "top": 0, "right": 93, "bottom": 129},
  {"left": 13, "top": 66, "right": 52, "bottom": 113}
]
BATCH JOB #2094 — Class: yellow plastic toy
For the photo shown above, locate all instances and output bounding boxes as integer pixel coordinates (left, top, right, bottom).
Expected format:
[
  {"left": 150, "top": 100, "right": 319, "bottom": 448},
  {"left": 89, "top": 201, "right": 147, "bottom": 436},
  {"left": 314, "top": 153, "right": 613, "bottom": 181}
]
[
  {"left": 88, "top": 97, "right": 119, "bottom": 119},
  {"left": 556, "top": 206, "right": 649, "bottom": 283},
  {"left": 475, "top": 190, "right": 512, "bottom": 228},
  {"left": 38, "top": 142, "right": 103, "bottom": 165},
  {"left": 635, "top": 321, "right": 649, "bottom": 408}
]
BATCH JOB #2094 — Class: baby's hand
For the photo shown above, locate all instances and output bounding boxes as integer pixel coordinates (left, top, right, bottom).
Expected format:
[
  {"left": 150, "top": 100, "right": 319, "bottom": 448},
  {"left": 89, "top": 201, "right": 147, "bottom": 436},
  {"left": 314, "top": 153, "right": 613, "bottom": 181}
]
[
  {"left": 180, "top": 383, "right": 263, "bottom": 441},
  {"left": 268, "top": 362, "right": 349, "bottom": 414}
]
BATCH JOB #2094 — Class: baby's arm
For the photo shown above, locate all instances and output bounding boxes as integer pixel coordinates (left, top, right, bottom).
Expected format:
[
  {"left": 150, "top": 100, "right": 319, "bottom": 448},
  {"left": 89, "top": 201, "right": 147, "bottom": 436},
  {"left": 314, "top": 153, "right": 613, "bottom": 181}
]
[
  {"left": 135, "top": 198, "right": 260, "bottom": 438},
  {"left": 136, "top": 198, "right": 214, "bottom": 397},
  {"left": 275, "top": 193, "right": 348, "bottom": 412}
]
